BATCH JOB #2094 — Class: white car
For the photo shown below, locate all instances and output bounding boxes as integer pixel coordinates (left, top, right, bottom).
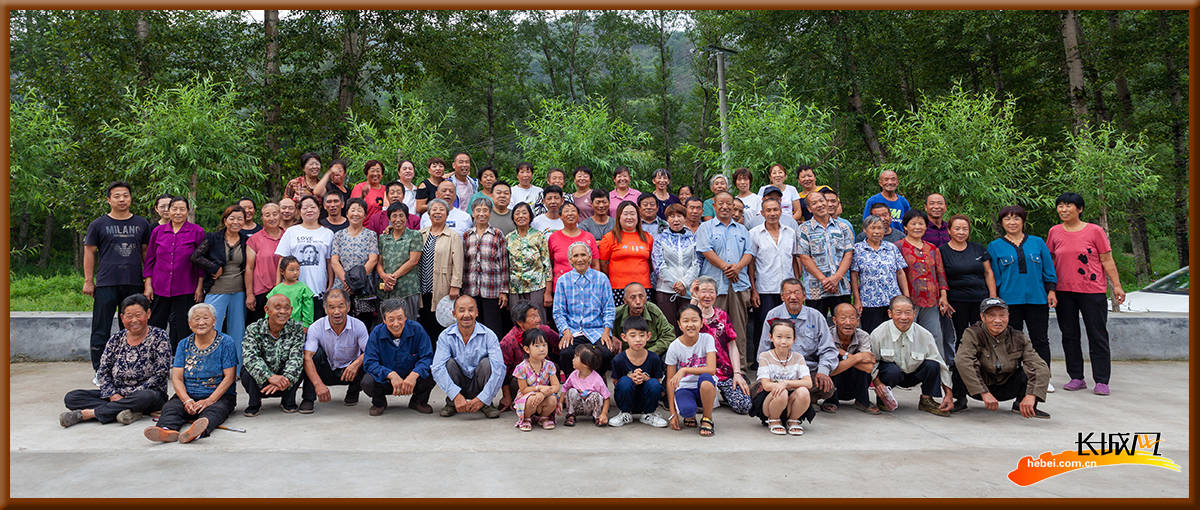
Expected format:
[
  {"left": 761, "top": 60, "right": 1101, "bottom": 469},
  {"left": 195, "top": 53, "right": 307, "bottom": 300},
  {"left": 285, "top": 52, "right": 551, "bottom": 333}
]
[{"left": 1116, "top": 266, "right": 1189, "bottom": 313}]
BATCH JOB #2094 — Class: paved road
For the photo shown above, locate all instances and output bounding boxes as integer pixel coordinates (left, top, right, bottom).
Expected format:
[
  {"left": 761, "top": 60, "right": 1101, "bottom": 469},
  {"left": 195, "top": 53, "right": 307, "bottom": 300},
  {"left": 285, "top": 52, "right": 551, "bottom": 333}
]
[{"left": 11, "top": 361, "right": 1189, "bottom": 498}]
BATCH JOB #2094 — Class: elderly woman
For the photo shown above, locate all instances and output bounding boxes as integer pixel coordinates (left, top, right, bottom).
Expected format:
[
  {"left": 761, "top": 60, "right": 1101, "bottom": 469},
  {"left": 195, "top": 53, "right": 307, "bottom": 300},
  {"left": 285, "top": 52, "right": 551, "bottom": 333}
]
[
  {"left": 497, "top": 303, "right": 561, "bottom": 412},
  {"left": 987, "top": 205, "right": 1057, "bottom": 386},
  {"left": 275, "top": 195, "right": 335, "bottom": 320},
  {"left": 851, "top": 214, "right": 911, "bottom": 334},
  {"left": 377, "top": 202, "right": 423, "bottom": 320},
  {"left": 599, "top": 201, "right": 653, "bottom": 304},
  {"left": 331, "top": 198, "right": 380, "bottom": 325},
  {"left": 144, "top": 196, "right": 205, "bottom": 349},
  {"left": 895, "top": 209, "right": 951, "bottom": 360},
  {"left": 651, "top": 203, "right": 701, "bottom": 329},
  {"left": 245, "top": 202, "right": 284, "bottom": 325},
  {"left": 690, "top": 276, "right": 752, "bottom": 415},
  {"left": 649, "top": 168, "right": 680, "bottom": 220},
  {"left": 193, "top": 204, "right": 250, "bottom": 351},
  {"left": 417, "top": 198, "right": 464, "bottom": 337},
  {"left": 351, "top": 160, "right": 388, "bottom": 219},
  {"left": 395, "top": 160, "right": 419, "bottom": 213},
  {"left": 701, "top": 174, "right": 730, "bottom": 221},
  {"left": 463, "top": 197, "right": 510, "bottom": 335},
  {"left": 284, "top": 152, "right": 324, "bottom": 200},
  {"left": 506, "top": 202, "right": 552, "bottom": 321},
  {"left": 143, "top": 303, "right": 240, "bottom": 444},
  {"left": 61, "top": 294, "right": 173, "bottom": 427}
]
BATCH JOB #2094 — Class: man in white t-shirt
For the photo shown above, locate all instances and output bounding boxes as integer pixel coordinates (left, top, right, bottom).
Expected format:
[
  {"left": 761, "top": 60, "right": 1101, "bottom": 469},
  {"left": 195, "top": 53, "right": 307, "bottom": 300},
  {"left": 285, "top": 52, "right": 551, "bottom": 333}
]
[
  {"left": 420, "top": 180, "right": 473, "bottom": 235},
  {"left": 509, "top": 162, "right": 542, "bottom": 207},
  {"left": 747, "top": 197, "right": 796, "bottom": 362},
  {"left": 531, "top": 185, "right": 566, "bottom": 234}
]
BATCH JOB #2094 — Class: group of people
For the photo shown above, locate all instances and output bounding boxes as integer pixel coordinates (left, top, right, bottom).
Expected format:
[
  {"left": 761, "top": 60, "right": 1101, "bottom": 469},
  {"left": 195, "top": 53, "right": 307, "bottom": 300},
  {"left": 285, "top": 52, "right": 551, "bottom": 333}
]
[{"left": 64, "top": 155, "right": 1125, "bottom": 441}]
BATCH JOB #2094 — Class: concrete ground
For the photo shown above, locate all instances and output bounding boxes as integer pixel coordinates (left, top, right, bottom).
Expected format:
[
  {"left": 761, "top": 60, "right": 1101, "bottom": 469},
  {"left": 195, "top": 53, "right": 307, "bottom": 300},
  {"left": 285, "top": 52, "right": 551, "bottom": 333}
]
[{"left": 10, "top": 360, "right": 1189, "bottom": 498}]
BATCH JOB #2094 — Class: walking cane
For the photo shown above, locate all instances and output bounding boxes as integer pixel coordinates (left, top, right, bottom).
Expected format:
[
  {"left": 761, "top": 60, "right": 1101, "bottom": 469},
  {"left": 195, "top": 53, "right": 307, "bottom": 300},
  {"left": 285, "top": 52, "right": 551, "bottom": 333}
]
[{"left": 151, "top": 416, "right": 246, "bottom": 433}]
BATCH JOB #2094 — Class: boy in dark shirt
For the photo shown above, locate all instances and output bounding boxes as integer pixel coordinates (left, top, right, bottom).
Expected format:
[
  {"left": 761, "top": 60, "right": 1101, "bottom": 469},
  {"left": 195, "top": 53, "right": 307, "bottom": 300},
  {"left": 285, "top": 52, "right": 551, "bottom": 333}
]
[{"left": 608, "top": 316, "right": 668, "bottom": 428}]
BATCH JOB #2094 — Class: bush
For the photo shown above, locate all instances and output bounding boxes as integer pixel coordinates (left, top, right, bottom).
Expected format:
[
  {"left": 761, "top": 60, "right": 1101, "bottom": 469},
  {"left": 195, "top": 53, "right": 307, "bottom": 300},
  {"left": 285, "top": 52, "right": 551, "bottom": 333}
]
[{"left": 10, "top": 273, "right": 92, "bottom": 312}]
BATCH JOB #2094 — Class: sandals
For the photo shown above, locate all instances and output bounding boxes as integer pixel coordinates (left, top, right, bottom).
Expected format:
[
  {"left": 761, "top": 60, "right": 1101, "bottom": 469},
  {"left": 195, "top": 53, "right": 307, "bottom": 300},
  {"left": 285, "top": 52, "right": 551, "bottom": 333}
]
[
  {"left": 682, "top": 417, "right": 698, "bottom": 428},
  {"left": 698, "top": 417, "right": 715, "bottom": 437},
  {"left": 854, "top": 401, "right": 881, "bottom": 415},
  {"left": 517, "top": 418, "right": 533, "bottom": 432},
  {"left": 766, "top": 418, "right": 786, "bottom": 435},
  {"left": 786, "top": 419, "right": 804, "bottom": 436},
  {"left": 540, "top": 416, "right": 556, "bottom": 430},
  {"left": 819, "top": 401, "right": 838, "bottom": 414},
  {"left": 564, "top": 415, "right": 576, "bottom": 427}
]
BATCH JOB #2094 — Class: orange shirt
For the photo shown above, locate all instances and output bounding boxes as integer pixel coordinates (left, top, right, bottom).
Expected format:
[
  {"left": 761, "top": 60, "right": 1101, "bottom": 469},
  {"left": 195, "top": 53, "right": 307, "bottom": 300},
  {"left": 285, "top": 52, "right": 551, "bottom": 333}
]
[{"left": 598, "top": 230, "right": 653, "bottom": 290}]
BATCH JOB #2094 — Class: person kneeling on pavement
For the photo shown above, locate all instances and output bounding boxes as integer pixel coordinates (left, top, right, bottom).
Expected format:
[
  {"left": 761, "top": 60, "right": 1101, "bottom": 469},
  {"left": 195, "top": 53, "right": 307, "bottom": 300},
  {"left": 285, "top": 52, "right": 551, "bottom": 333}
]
[
  {"left": 241, "top": 294, "right": 306, "bottom": 416},
  {"left": 432, "top": 295, "right": 506, "bottom": 419},
  {"left": 952, "top": 297, "right": 1051, "bottom": 419},
  {"left": 361, "top": 299, "right": 436, "bottom": 416},
  {"left": 300, "top": 288, "right": 369, "bottom": 413},
  {"left": 868, "top": 296, "right": 954, "bottom": 417}
]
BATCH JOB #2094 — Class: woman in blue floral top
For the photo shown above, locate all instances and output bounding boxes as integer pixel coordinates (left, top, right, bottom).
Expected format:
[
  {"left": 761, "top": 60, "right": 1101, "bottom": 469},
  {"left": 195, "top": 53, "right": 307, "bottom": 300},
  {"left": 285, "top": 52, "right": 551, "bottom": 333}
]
[{"left": 850, "top": 215, "right": 910, "bottom": 334}]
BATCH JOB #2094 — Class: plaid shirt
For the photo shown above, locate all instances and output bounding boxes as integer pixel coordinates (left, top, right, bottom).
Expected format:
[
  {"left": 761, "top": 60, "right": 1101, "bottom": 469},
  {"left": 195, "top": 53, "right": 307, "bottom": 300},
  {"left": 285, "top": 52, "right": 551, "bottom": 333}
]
[
  {"left": 463, "top": 226, "right": 510, "bottom": 298},
  {"left": 553, "top": 268, "right": 616, "bottom": 344}
]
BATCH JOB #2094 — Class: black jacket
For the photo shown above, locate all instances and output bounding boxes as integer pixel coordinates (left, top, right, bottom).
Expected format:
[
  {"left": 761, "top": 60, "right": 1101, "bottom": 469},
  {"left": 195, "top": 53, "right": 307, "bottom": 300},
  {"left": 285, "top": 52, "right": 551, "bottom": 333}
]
[{"left": 191, "top": 229, "right": 249, "bottom": 293}]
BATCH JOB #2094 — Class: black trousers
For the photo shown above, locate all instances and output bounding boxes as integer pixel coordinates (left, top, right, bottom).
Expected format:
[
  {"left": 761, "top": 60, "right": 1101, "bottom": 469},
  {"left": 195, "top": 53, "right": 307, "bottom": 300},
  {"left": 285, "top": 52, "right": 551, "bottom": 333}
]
[
  {"left": 240, "top": 370, "right": 299, "bottom": 409},
  {"left": 860, "top": 306, "right": 890, "bottom": 335},
  {"left": 475, "top": 296, "right": 504, "bottom": 338},
  {"left": 558, "top": 335, "right": 614, "bottom": 379},
  {"left": 63, "top": 388, "right": 166, "bottom": 423},
  {"left": 312, "top": 295, "right": 326, "bottom": 321},
  {"left": 301, "top": 347, "right": 364, "bottom": 403},
  {"left": 965, "top": 370, "right": 1041, "bottom": 403},
  {"left": 1055, "top": 291, "right": 1111, "bottom": 384},
  {"left": 830, "top": 366, "right": 872, "bottom": 405},
  {"left": 877, "top": 359, "right": 943, "bottom": 398},
  {"left": 949, "top": 299, "right": 982, "bottom": 343},
  {"left": 361, "top": 371, "right": 436, "bottom": 407},
  {"left": 156, "top": 393, "right": 237, "bottom": 437},
  {"left": 89, "top": 285, "right": 142, "bottom": 369},
  {"left": 1007, "top": 304, "right": 1051, "bottom": 376},
  {"left": 444, "top": 357, "right": 494, "bottom": 401},
  {"left": 750, "top": 293, "right": 783, "bottom": 361},
  {"left": 149, "top": 293, "right": 195, "bottom": 351},
  {"left": 419, "top": 293, "right": 443, "bottom": 354},
  {"left": 245, "top": 292, "right": 269, "bottom": 326},
  {"left": 809, "top": 294, "right": 852, "bottom": 321}
]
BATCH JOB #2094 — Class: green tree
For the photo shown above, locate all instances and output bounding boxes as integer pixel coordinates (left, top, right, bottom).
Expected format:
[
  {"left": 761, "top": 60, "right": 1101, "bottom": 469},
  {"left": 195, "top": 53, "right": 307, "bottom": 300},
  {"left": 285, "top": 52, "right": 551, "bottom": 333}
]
[
  {"left": 340, "top": 95, "right": 458, "bottom": 181},
  {"left": 101, "top": 77, "right": 265, "bottom": 227},
  {"left": 515, "top": 97, "right": 654, "bottom": 191},
  {"left": 10, "top": 91, "right": 79, "bottom": 266},
  {"left": 1054, "top": 123, "right": 1159, "bottom": 233}
]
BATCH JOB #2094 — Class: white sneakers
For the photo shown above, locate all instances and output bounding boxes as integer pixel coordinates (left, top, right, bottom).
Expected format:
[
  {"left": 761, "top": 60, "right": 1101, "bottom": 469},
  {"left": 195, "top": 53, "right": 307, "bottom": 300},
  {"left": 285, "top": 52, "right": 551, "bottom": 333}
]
[{"left": 609, "top": 412, "right": 668, "bottom": 428}]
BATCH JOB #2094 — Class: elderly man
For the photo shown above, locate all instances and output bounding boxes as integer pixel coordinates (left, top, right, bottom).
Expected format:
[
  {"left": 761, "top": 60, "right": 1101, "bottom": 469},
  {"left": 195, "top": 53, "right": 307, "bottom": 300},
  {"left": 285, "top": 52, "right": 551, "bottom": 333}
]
[
  {"left": 795, "top": 192, "right": 854, "bottom": 318},
  {"left": 420, "top": 180, "right": 474, "bottom": 235},
  {"left": 362, "top": 299, "right": 436, "bottom": 416},
  {"left": 241, "top": 294, "right": 306, "bottom": 416},
  {"left": 820, "top": 303, "right": 879, "bottom": 414},
  {"left": 860, "top": 169, "right": 910, "bottom": 232},
  {"left": 612, "top": 282, "right": 675, "bottom": 356},
  {"left": 953, "top": 298, "right": 1051, "bottom": 418},
  {"left": 868, "top": 296, "right": 954, "bottom": 417},
  {"left": 278, "top": 197, "right": 298, "bottom": 229},
  {"left": 553, "top": 241, "right": 618, "bottom": 375},
  {"left": 697, "top": 191, "right": 754, "bottom": 369},
  {"left": 432, "top": 295, "right": 505, "bottom": 418},
  {"left": 855, "top": 202, "right": 905, "bottom": 244},
  {"left": 300, "top": 288, "right": 370, "bottom": 413},
  {"left": 756, "top": 278, "right": 838, "bottom": 405}
]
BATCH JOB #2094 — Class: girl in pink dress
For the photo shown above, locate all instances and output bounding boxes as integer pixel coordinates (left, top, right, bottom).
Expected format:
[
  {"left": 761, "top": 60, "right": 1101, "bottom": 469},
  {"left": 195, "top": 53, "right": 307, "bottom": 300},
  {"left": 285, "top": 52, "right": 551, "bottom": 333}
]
[{"left": 512, "top": 329, "right": 561, "bottom": 431}]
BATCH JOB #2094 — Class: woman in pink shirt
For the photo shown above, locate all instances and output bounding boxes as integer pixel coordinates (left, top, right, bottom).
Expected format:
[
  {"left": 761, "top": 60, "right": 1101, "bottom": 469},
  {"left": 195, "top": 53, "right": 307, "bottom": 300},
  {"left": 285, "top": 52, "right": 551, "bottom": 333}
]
[
  {"left": 244, "top": 202, "right": 285, "bottom": 325},
  {"left": 607, "top": 166, "right": 641, "bottom": 217},
  {"left": 351, "top": 160, "right": 388, "bottom": 219}
]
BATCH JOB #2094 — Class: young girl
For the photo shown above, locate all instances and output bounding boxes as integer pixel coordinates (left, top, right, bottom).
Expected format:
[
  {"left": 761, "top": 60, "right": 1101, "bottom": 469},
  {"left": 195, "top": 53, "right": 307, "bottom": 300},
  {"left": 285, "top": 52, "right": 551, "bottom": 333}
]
[
  {"left": 752, "top": 320, "right": 814, "bottom": 436},
  {"left": 560, "top": 345, "right": 611, "bottom": 426},
  {"left": 665, "top": 304, "right": 718, "bottom": 437},
  {"left": 512, "top": 329, "right": 561, "bottom": 431},
  {"left": 265, "top": 256, "right": 315, "bottom": 327}
]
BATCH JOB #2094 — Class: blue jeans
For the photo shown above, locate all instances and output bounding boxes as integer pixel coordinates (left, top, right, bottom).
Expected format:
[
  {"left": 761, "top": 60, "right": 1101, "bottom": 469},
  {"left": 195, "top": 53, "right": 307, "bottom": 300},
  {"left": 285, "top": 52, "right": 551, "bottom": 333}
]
[
  {"left": 205, "top": 292, "right": 245, "bottom": 368},
  {"left": 613, "top": 376, "right": 664, "bottom": 414}
]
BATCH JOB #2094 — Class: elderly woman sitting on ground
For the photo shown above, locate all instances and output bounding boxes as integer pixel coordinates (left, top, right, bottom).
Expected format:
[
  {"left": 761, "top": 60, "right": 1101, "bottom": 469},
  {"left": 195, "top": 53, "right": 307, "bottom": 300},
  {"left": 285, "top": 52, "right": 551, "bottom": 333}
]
[
  {"left": 143, "top": 303, "right": 240, "bottom": 444},
  {"left": 61, "top": 294, "right": 174, "bottom": 428}
]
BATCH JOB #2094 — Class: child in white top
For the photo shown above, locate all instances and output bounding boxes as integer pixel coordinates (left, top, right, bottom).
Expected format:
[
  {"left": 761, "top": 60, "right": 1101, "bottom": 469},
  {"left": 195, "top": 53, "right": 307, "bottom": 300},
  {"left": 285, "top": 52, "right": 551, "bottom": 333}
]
[
  {"left": 664, "top": 304, "right": 718, "bottom": 436},
  {"left": 753, "top": 320, "right": 813, "bottom": 436}
]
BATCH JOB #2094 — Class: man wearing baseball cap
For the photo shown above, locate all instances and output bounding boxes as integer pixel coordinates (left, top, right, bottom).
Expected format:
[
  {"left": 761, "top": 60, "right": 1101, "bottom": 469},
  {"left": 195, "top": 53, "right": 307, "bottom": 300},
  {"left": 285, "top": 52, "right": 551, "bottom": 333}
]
[{"left": 952, "top": 297, "right": 1051, "bottom": 418}]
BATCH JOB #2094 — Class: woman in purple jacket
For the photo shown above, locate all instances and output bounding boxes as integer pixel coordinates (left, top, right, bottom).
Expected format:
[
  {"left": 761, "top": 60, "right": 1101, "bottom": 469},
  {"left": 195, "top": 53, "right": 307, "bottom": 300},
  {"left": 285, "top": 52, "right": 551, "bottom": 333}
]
[{"left": 144, "top": 196, "right": 206, "bottom": 349}]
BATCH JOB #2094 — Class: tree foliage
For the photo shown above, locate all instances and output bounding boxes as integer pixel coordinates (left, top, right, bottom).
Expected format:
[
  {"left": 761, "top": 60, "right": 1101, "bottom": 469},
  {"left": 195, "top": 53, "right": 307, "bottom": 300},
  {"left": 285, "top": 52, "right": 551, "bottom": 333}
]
[
  {"left": 340, "top": 96, "right": 458, "bottom": 182},
  {"left": 1055, "top": 122, "right": 1159, "bottom": 229},
  {"left": 515, "top": 97, "right": 655, "bottom": 191}
]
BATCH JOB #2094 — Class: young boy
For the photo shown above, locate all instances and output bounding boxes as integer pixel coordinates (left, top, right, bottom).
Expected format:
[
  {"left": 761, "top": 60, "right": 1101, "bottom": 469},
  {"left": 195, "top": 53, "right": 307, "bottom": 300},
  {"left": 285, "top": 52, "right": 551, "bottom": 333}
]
[{"left": 608, "top": 316, "right": 668, "bottom": 427}]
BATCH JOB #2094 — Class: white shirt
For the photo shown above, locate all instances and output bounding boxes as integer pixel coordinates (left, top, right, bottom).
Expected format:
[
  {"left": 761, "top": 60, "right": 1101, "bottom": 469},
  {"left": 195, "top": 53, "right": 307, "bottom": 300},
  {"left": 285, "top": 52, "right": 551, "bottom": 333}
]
[
  {"left": 758, "top": 184, "right": 801, "bottom": 216},
  {"left": 510, "top": 184, "right": 543, "bottom": 207},
  {"left": 401, "top": 183, "right": 417, "bottom": 213},
  {"left": 274, "top": 224, "right": 334, "bottom": 296},
  {"left": 420, "top": 208, "right": 473, "bottom": 235},
  {"left": 737, "top": 193, "right": 762, "bottom": 217},
  {"left": 530, "top": 214, "right": 564, "bottom": 235},
  {"left": 747, "top": 223, "right": 797, "bottom": 294}
]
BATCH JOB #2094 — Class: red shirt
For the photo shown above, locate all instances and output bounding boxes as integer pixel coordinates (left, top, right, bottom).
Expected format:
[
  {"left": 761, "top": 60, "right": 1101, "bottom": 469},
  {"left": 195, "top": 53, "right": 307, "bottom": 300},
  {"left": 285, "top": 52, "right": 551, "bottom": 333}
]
[
  {"left": 548, "top": 230, "right": 599, "bottom": 282},
  {"left": 351, "top": 182, "right": 387, "bottom": 219},
  {"left": 896, "top": 238, "right": 948, "bottom": 308},
  {"left": 1046, "top": 222, "right": 1112, "bottom": 294}
]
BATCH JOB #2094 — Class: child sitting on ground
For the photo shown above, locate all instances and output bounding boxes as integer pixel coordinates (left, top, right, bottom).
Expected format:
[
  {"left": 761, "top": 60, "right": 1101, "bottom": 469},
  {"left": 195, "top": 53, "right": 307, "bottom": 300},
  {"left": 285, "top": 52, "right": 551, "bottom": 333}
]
[
  {"left": 512, "top": 329, "right": 561, "bottom": 431},
  {"left": 665, "top": 304, "right": 718, "bottom": 437},
  {"left": 560, "top": 344, "right": 611, "bottom": 426},
  {"left": 609, "top": 316, "right": 668, "bottom": 428},
  {"left": 265, "top": 256, "right": 314, "bottom": 327},
  {"left": 751, "top": 319, "right": 814, "bottom": 436}
]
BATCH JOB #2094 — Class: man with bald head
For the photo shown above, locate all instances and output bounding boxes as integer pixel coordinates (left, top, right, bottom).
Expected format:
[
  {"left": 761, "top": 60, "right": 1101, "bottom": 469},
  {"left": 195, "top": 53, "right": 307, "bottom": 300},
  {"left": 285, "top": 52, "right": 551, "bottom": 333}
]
[
  {"left": 431, "top": 295, "right": 505, "bottom": 418},
  {"left": 241, "top": 294, "right": 307, "bottom": 415},
  {"left": 419, "top": 180, "right": 474, "bottom": 235},
  {"left": 922, "top": 193, "right": 949, "bottom": 247},
  {"left": 278, "top": 198, "right": 298, "bottom": 229},
  {"left": 612, "top": 282, "right": 676, "bottom": 356},
  {"left": 860, "top": 170, "right": 910, "bottom": 233},
  {"left": 820, "top": 303, "right": 879, "bottom": 414}
]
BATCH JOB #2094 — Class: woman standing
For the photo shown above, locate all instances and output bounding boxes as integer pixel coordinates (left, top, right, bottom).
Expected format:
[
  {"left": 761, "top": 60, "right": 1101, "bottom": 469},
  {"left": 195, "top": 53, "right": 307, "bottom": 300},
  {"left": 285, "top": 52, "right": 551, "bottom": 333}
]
[
  {"left": 506, "top": 203, "right": 552, "bottom": 321},
  {"left": 463, "top": 198, "right": 510, "bottom": 335},
  {"left": 987, "top": 205, "right": 1057, "bottom": 387},
  {"left": 598, "top": 202, "right": 653, "bottom": 304},
  {"left": 731, "top": 168, "right": 761, "bottom": 221},
  {"left": 396, "top": 160, "right": 419, "bottom": 213},
  {"left": 701, "top": 174, "right": 730, "bottom": 221},
  {"left": 651, "top": 204, "right": 701, "bottom": 328},
  {"left": 757, "top": 163, "right": 801, "bottom": 219},
  {"left": 415, "top": 157, "right": 447, "bottom": 215},
  {"left": 850, "top": 215, "right": 910, "bottom": 334},
  {"left": 571, "top": 167, "right": 595, "bottom": 219},
  {"left": 607, "top": 166, "right": 641, "bottom": 218},
  {"left": 351, "top": 160, "right": 388, "bottom": 220},
  {"left": 244, "top": 203, "right": 284, "bottom": 325},
  {"left": 650, "top": 168, "right": 680, "bottom": 220},
  {"left": 144, "top": 197, "right": 205, "bottom": 349},
  {"left": 330, "top": 198, "right": 380, "bottom": 326},
  {"left": 153, "top": 194, "right": 172, "bottom": 226},
  {"left": 284, "top": 152, "right": 323, "bottom": 200},
  {"left": 468, "top": 167, "right": 499, "bottom": 213},
  {"left": 193, "top": 205, "right": 250, "bottom": 351},
  {"left": 377, "top": 202, "right": 423, "bottom": 320},
  {"left": 895, "top": 209, "right": 951, "bottom": 360},
  {"left": 417, "top": 199, "right": 464, "bottom": 337},
  {"left": 939, "top": 214, "right": 996, "bottom": 341},
  {"left": 274, "top": 195, "right": 334, "bottom": 320}
]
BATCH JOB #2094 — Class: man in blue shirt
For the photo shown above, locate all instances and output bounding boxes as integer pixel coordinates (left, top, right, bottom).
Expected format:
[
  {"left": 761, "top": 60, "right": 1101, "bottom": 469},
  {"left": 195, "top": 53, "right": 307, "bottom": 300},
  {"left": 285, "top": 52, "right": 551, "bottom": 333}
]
[
  {"left": 362, "top": 299, "right": 435, "bottom": 416},
  {"left": 431, "top": 295, "right": 505, "bottom": 418},
  {"left": 860, "top": 170, "right": 910, "bottom": 233},
  {"left": 696, "top": 191, "right": 753, "bottom": 370},
  {"left": 553, "top": 242, "right": 618, "bottom": 377}
]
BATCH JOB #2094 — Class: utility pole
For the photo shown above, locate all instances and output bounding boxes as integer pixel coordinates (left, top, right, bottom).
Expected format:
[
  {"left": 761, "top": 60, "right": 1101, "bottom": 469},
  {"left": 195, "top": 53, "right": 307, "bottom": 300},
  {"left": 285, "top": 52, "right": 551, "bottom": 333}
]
[{"left": 707, "top": 44, "right": 737, "bottom": 170}]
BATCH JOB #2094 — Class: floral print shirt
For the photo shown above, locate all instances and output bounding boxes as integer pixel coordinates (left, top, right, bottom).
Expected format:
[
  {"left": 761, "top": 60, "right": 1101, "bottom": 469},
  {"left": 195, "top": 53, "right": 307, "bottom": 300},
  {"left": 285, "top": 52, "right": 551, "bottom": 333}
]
[
  {"left": 331, "top": 227, "right": 379, "bottom": 290},
  {"left": 851, "top": 240, "right": 908, "bottom": 308},
  {"left": 378, "top": 227, "right": 423, "bottom": 299},
  {"left": 97, "top": 326, "right": 173, "bottom": 398},
  {"left": 897, "top": 238, "right": 949, "bottom": 308},
  {"left": 506, "top": 229, "right": 552, "bottom": 294},
  {"left": 700, "top": 307, "right": 737, "bottom": 381}
]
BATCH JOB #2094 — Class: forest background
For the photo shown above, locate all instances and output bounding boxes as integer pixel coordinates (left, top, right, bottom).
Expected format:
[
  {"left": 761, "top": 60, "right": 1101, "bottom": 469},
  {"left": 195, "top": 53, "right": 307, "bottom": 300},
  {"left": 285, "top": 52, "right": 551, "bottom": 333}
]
[{"left": 8, "top": 10, "right": 1189, "bottom": 310}]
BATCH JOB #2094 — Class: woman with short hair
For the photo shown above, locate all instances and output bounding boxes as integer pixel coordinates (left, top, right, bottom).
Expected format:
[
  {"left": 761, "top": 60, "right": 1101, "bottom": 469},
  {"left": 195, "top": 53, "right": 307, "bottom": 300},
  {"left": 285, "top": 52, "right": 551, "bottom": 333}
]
[
  {"left": 506, "top": 202, "right": 552, "bottom": 321},
  {"left": 377, "top": 202, "right": 424, "bottom": 320},
  {"left": 275, "top": 195, "right": 335, "bottom": 320},
  {"left": 463, "top": 198, "right": 510, "bottom": 335},
  {"left": 417, "top": 199, "right": 464, "bottom": 336},
  {"left": 987, "top": 204, "right": 1057, "bottom": 385},
  {"left": 850, "top": 214, "right": 910, "bottom": 334},
  {"left": 651, "top": 203, "right": 700, "bottom": 328},
  {"left": 331, "top": 198, "right": 380, "bottom": 326},
  {"left": 650, "top": 168, "right": 680, "bottom": 220},
  {"left": 144, "top": 196, "right": 205, "bottom": 349},
  {"left": 244, "top": 203, "right": 284, "bottom": 325}
]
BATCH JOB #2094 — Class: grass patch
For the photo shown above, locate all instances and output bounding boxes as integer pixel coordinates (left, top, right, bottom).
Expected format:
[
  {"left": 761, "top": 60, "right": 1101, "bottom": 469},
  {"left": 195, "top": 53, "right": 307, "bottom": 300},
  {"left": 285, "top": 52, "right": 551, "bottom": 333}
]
[{"left": 10, "top": 273, "right": 93, "bottom": 312}]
